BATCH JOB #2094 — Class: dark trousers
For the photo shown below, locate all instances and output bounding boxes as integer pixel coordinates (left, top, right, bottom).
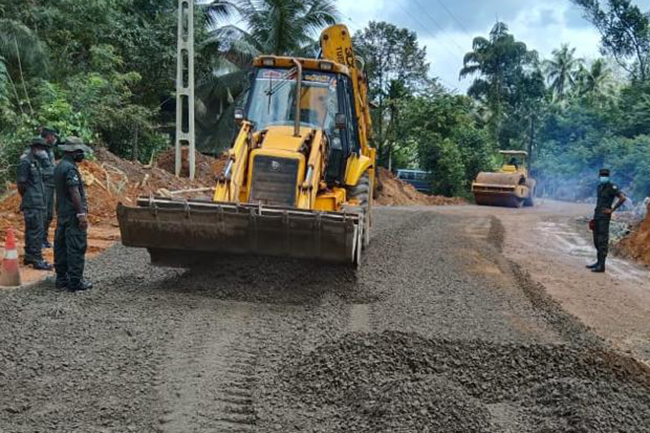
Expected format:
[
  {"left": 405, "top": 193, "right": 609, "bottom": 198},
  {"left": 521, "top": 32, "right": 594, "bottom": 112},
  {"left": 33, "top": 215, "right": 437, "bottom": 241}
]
[
  {"left": 23, "top": 208, "right": 45, "bottom": 263},
  {"left": 593, "top": 218, "right": 610, "bottom": 257},
  {"left": 54, "top": 216, "right": 88, "bottom": 284},
  {"left": 43, "top": 186, "right": 55, "bottom": 242}
]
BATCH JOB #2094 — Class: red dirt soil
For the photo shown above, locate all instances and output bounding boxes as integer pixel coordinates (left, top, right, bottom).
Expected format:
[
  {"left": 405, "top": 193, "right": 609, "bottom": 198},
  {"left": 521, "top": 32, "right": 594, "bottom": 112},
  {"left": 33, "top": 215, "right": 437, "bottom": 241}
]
[
  {"left": 619, "top": 202, "right": 650, "bottom": 266},
  {"left": 0, "top": 147, "right": 223, "bottom": 286},
  {"left": 155, "top": 147, "right": 228, "bottom": 186}
]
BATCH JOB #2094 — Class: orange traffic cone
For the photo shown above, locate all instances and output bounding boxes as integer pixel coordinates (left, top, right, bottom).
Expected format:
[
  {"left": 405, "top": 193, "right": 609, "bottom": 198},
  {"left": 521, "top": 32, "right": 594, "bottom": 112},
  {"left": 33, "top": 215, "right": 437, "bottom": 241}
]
[{"left": 0, "top": 229, "right": 21, "bottom": 287}]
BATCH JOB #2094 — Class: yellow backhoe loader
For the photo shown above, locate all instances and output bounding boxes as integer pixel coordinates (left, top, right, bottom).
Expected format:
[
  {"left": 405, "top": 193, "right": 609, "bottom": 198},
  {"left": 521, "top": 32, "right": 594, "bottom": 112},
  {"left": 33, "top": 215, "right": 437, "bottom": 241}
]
[
  {"left": 117, "top": 24, "right": 376, "bottom": 267},
  {"left": 471, "top": 150, "right": 536, "bottom": 208}
]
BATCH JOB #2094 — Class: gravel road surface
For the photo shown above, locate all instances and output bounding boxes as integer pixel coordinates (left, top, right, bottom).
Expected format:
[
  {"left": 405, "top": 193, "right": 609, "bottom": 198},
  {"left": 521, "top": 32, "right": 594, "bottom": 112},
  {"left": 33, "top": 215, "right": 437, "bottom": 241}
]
[{"left": 1, "top": 206, "right": 649, "bottom": 432}]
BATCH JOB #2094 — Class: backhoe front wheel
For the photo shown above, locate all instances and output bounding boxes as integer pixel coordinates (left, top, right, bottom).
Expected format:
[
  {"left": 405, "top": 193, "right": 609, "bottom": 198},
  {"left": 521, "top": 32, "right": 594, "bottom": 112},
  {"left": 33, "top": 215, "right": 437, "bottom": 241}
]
[{"left": 347, "top": 172, "right": 372, "bottom": 252}]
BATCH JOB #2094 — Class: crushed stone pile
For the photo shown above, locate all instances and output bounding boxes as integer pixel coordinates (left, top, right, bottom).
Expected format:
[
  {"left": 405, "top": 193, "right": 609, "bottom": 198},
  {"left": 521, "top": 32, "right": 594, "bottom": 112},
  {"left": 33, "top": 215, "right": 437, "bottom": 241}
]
[
  {"left": 618, "top": 200, "right": 650, "bottom": 267},
  {"left": 258, "top": 331, "right": 650, "bottom": 432},
  {"left": 374, "top": 167, "right": 466, "bottom": 206}
]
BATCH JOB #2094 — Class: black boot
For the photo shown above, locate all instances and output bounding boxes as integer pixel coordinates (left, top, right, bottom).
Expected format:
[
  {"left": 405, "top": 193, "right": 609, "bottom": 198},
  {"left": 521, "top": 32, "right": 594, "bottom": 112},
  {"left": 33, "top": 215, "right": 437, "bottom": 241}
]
[
  {"left": 55, "top": 277, "right": 69, "bottom": 290},
  {"left": 68, "top": 280, "right": 93, "bottom": 292},
  {"left": 586, "top": 261, "right": 599, "bottom": 269},
  {"left": 32, "top": 260, "right": 53, "bottom": 271},
  {"left": 592, "top": 253, "right": 606, "bottom": 273}
]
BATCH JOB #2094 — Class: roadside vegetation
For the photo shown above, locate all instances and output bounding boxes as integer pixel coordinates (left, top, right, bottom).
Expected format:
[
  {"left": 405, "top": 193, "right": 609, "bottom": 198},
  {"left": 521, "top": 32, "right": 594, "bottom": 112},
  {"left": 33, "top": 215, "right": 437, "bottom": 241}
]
[{"left": 1, "top": 0, "right": 649, "bottom": 201}]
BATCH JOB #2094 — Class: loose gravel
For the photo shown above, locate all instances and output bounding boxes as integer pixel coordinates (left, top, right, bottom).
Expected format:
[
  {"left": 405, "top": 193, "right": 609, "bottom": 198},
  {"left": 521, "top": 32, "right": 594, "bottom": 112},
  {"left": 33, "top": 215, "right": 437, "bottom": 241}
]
[
  {"left": 1, "top": 207, "right": 649, "bottom": 433},
  {"left": 258, "top": 332, "right": 650, "bottom": 432}
]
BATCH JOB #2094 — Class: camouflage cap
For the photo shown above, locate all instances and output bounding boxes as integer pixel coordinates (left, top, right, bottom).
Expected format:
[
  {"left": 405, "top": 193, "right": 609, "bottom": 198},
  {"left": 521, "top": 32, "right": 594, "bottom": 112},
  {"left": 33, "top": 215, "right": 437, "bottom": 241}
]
[
  {"left": 29, "top": 137, "right": 47, "bottom": 147},
  {"left": 58, "top": 136, "right": 93, "bottom": 155},
  {"left": 40, "top": 127, "right": 59, "bottom": 137}
]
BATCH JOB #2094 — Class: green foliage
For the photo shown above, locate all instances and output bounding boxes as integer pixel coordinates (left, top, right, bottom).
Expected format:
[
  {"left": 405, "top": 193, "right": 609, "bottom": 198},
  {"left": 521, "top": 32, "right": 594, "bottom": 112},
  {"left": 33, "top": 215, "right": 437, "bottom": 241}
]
[
  {"left": 544, "top": 44, "right": 583, "bottom": 101},
  {"left": 353, "top": 21, "right": 433, "bottom": 166},
  {"left": 398, "top": 94, "right": 494, "bottom": 197},
  {"left": 0, "top": 0, "right": 179, "bottom": 187},
  {"left": 460, "top": 22, "right": 545, "bottom": 149},
  {"left": 533, "top": 78, "right": 650, "bottom": 200},
  {"left": 572, "top": 0, "right": 650, "bottom": 80}
]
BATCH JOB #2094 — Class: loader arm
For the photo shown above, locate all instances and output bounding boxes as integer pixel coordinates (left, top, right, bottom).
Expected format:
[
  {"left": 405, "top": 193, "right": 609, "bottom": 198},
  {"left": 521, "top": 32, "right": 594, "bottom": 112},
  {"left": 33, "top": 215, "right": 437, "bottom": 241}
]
[
  {"left": 214, "top": 121, "right": 253, "bottom": 202},
  {"left": 297, "top": 130, "right": 326, "bottom": 209}
]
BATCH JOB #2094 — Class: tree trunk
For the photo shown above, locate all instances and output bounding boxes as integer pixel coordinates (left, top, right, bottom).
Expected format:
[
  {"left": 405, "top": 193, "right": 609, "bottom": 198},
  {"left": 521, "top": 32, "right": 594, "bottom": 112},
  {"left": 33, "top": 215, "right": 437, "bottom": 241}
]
[
  {"left": 14, "top": 37, "right": 34, "bottom": 116},
  {"left": 527, "top": 116, "right": 535, "bottom": 172}
]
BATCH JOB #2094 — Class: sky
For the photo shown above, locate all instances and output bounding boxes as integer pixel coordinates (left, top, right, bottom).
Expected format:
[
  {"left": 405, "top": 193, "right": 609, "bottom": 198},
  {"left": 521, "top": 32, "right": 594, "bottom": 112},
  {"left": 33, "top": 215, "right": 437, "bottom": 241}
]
[{"left": 337, "top": 0, "right": 650, "bottom": 93}]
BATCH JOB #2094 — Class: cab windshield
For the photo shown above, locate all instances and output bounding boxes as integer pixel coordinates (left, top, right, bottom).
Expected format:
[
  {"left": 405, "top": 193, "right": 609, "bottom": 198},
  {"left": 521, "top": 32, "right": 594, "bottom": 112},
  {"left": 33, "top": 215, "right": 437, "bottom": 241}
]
[{"left": 246, "top": 68, "right": 339, "bottom": 132}]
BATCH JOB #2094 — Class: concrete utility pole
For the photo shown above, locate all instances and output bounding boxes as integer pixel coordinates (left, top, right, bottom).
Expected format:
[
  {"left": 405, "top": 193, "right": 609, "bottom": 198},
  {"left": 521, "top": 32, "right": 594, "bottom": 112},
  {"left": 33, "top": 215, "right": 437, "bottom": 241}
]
[{"left": 175, "top": 0, "right": 196, "bottom": 180}]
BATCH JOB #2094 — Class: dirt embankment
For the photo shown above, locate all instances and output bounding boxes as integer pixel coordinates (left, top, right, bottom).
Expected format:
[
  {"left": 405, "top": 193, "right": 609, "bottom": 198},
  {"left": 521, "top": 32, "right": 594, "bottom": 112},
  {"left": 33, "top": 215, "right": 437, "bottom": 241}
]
[
  {"left": 0, "top": 148, "right": 225, "bottom": 283},
  {"left": 155, "top": 147, "right": 228, "bottom": 186},
  {"left": 619, "top": 201, "right": 650, "bottom": 266},
  {"left": 374, "top": 167, "right": 466, "bottom": 206}
]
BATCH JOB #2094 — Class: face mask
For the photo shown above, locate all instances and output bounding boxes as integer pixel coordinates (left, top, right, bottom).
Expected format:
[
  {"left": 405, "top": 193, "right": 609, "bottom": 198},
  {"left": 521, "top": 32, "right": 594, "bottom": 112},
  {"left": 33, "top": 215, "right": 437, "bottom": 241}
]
[
  {"left": 599, "top": 176, "right": 610, "bottom": 184},
  {"left": 34, "top": 149, "right": 48, "bottom": 159},
  {"left": 73, "top": 152, "right": 85, "bottom": 163}
]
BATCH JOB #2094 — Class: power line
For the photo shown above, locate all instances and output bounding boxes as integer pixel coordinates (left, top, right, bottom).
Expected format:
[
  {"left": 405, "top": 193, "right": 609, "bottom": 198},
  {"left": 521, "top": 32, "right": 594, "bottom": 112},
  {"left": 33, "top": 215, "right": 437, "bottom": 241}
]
[
  {"left": 435, "top": 0, "right": 470, "bottom": 34},
  {"left": 395, "top": 1, "right": 459, "bottom": 59},
  {"left": 409, "top": 0, "right": 465, "bottom": 51}
]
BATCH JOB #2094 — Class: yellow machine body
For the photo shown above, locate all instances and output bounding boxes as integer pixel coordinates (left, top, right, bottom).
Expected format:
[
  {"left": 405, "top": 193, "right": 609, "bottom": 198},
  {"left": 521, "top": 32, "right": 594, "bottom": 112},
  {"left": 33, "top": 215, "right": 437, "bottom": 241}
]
[
  {"left": 118, "top": 24, "right": 376, "bottom": 267},
  {"left": 471, "top": 150, "right": 536, "bottom": 208}
]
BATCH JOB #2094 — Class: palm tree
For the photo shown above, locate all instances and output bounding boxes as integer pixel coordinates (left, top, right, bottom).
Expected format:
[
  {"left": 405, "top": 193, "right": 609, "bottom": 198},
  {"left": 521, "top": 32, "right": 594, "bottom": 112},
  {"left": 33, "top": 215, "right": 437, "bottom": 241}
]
[
  {"left": 196, "top": 0, "right": 338, "bottom": 152},
  {"left": 576, "top": 58, "right": 613, "bottom": 97},
  {"left": 544, "top": 44, "right": 583, "bottom": 101},
  {"left": 460, "top": 22, "right": 536, "bottom": 141}
]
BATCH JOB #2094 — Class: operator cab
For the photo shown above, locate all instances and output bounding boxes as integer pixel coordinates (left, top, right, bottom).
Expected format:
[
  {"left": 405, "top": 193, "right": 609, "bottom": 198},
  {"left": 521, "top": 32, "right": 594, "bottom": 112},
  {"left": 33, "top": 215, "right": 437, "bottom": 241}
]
[
  {"left": 242, "top": 57, "right": 361, "bottom": 186},
  {"left": 500, "top": 151, "right": 528, "bottom": 173}
]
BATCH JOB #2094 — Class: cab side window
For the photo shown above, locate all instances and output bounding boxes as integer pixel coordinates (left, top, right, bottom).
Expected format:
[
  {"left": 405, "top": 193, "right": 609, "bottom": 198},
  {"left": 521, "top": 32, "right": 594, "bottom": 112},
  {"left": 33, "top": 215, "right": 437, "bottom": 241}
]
[{"left": 339, "top": 76, "right": 360, "bottom": 153}]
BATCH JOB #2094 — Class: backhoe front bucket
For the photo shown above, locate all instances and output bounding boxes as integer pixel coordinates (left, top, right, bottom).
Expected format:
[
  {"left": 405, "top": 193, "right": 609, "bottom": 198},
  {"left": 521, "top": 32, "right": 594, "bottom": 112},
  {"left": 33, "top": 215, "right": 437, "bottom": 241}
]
[{"left": 117, "top": 197, "right": 362, "bottom": 268}]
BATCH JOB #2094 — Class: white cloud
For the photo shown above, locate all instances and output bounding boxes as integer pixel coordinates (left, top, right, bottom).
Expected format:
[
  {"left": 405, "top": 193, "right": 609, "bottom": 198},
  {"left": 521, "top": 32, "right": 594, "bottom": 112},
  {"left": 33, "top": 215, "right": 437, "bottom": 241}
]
[{"left": 338, "top": 0, "right": 604, "bottom": 93}]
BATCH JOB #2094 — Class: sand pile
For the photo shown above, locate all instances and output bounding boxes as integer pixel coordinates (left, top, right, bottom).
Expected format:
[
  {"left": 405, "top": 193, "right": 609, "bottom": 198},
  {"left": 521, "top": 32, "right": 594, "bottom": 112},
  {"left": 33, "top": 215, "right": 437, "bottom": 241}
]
[
  {"left": 374, "top": 167, "right": 466, "bottom": 206},
  {"left": 619, "top": 201, "right": 650, "bottom": 266}
]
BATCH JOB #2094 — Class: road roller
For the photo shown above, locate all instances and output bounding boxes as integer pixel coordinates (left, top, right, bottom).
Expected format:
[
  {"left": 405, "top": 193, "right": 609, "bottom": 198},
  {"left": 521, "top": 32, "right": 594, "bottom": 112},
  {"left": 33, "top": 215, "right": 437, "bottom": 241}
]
[{"left": 471, "top": 150, "right": 536, "bottom": 208}]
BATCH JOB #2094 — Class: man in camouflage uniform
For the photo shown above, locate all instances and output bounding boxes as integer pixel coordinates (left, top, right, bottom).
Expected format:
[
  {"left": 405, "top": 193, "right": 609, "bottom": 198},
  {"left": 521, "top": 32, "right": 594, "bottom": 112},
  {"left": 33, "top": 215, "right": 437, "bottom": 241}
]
[
  {"left": 17, "top": 138, "right": 53, "bottom": 270},
  {"left": 53, "top": 138, "right": 93, "bottom": 292},
  {"left": 587, "top": 168, "right": 627, "bottom": 273},
  {"left": 40, "top": 127, "right": 59, "bottom": 248}
]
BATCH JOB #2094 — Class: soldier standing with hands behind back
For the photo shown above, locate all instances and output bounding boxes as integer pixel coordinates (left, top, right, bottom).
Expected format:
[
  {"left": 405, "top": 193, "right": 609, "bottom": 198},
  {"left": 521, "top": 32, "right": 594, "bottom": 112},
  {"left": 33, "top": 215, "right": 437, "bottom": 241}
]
[
  {"left": 17, "top": 138, "right": 54, "bottom": 270},
  {"left": 587, "top": 168, "right": 627, "bottom": 273},
  {"left": 53, "top": 137, "right": 93, "bottom": 292}
]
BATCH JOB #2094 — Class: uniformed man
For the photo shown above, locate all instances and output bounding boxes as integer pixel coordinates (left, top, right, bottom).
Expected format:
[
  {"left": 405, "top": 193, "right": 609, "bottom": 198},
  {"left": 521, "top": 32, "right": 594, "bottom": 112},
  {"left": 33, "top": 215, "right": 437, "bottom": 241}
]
[
  {"left": 17, "top": 138, "right": 53, "bottom": 270},
  {"left": 40, "top": 127, "right": 59, "bottom": 248},
  {"left": 586, "top": 168, "right": 627, "bottom": 273},
  {"left": 53, "top": 137, "right": 93, "bottom": 292}
]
